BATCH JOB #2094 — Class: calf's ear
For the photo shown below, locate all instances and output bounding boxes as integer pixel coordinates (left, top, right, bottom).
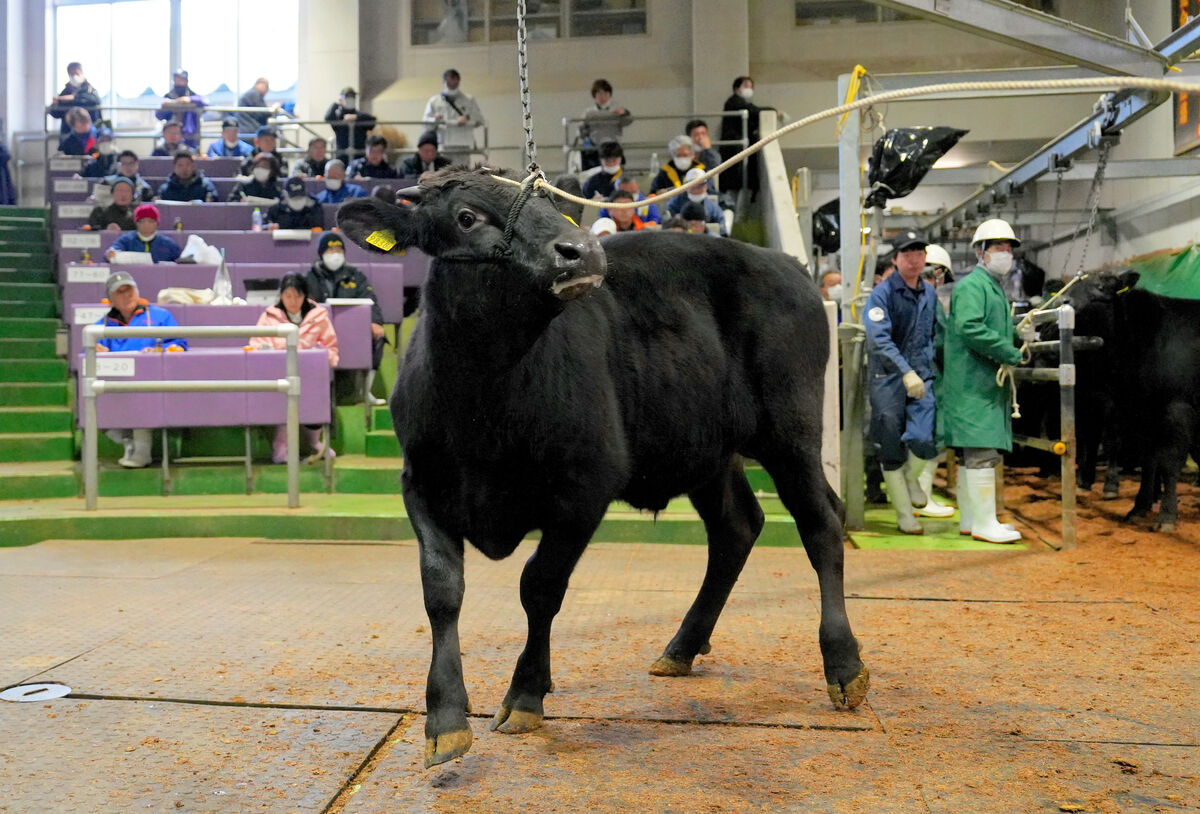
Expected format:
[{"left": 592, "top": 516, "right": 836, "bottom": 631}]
[
  {"left": 336, "top": 198, "right": 417, "bottom": 254},
  {"left": 1116, "top": 270, "right": 1140, "bottom": 293}
]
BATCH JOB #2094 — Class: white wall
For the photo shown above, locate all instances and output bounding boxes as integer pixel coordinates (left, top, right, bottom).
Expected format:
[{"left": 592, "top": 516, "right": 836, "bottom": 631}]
[{"left": 297, "top": 0, "right": 359, "bottom": 122}]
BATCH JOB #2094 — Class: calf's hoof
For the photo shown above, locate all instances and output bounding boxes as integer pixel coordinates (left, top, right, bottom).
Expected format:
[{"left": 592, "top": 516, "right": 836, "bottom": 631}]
[
  {"left": 649, "top": 654, "right": 693, "bottom": 676},
  {"left": 1157, "top": 520, "right": 1177, "bottom": 533},
  {"left": 424, "top": 727, "right": 473, "bottom": 768},
  {"left": 827, "top": 664, "right": 871, "bottom": 710},
  {"left": 490, "top": 704, "right": 543, "bottom": 735}
]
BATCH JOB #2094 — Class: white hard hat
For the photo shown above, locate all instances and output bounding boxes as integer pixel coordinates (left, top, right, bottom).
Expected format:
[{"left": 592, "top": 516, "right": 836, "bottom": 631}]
[
  {"left": 590, "top": 217, "right": 617, "bottom": 236},
  {"left": 971, "top": 218, "right": 1020, "bottom": 248},
  {"left": 924, "top": 244, "right": 952, "bottom": 270}
]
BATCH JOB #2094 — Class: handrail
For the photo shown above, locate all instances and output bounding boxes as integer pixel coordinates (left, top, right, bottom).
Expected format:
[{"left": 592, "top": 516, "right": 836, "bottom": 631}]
[{"left": 80, "top": 323, "right": 303, "bottom": 511}]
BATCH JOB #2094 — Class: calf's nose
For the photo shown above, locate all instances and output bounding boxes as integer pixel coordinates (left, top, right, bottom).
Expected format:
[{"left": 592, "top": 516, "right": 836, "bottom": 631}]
[{"left": 551, "top": 235, "right": 604, "bottom": 274}]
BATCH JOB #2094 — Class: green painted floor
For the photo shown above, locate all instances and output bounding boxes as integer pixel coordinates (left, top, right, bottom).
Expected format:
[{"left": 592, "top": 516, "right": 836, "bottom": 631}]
[{"left": 849, "top": 505, "right": 1031, "bottom": 551}]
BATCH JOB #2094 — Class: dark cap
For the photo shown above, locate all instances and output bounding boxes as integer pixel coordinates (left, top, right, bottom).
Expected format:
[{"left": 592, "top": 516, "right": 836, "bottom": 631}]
[
  {"left": 110, "top": 176, "right": 135, "bottom": 191},
  {"left": 341, "top": 86, "right": 356, "bottom": 96},
  {"left": 285, "top": 176, "right": 307, "bottom": 198},
  {"left": 417, "top": 131, "right": 438, "bottom": 148},
  {"left": 318, "top": 232, "right": 344, "bottom": 255},
  {"left": 173, "top": 67, "right": 188, "bottom": 79},
  {"left": 95, "top": 126, "right": 113, "bottom": 141},
  {"left": 105, "top": 270, "right": 137, "bottom": 297},
  {"left": 221, "top": 115, "right": 240, "bottom": 129},
  {"left": 892, "top": 230, "right": 928, "bottom": 253},
  {"left": 256, "top": 125, "right": 278, "bottom": 138},
  {"left": 680, "top": 201, "right": 707, "bottom": 222}
]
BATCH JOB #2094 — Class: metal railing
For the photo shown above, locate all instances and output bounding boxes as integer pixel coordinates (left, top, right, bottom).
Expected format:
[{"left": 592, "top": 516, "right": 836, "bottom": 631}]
[
  {"left": 560, "top": 109, "right": 748, "bottom": 179},
  {"left": 81, "top": 323, "right": 302, "bottom": 511}
]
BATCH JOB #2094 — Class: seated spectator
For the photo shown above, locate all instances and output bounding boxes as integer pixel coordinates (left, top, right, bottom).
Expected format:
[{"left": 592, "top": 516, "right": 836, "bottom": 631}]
[
  {"left": 315, "top": 159, "right": 367, "bottom": 204},
  {"left": 650, "top": 135, "right": 709, "bottom": 195},
  {"left": 400, "top": 131, "right": 451, "bottom": 177},
  {"left": 685, "top": 118, "right": 722, "bottom": 175},
  {"left": 80, "top": 128, "right": 118, "bottom": 178},
  {"left": 305, "top": 232, "right": 388, "bottom": 406},
  {"left": 347, "top": 135, "right": 399, "bottom": 180},
  {"left": 57, "top": 107, "right": 97, "bottom": 156},
  {"left": 599, "top": 175, "right": 660, "bottom": 225},
  {"left": 157, "top": 68, "right": 206, "bottom": 149},
  {"left": 661, "top": 216, "right": 687, "bottom": 231},
  {"left": 94, "top": 270, "right": 187, "bottom": 468},
  {"left": 240, "top": 126, "right": 288, "bottom": 176},
  {"left": 87, "top": 177, "right": 137, "bottom": 232},
  {"left": 267, "top": 177, "right": 324, "bottom": 230},
  {"left": 578, "top": 79, "right": 631, "bottom": 170},
  {"left": 292, "top": 137, "right": 331, "bottom": 178},
  {"left": 101, "top": 151, "right": 153, "bottom": 203},
  {"left": 229, "top": 153, "right": 283, "bottom": 202},
  {"left": 582, "top": 141, "right": 625, "bottom": 200},
  {"left": 157, "top": 149, "right": 218, "bottom": 203},
  {"left": 252, "top": 273, "right": 338, "bottom": 464},
  {"left": 590, "top": 217, "right": 616, "bottom": 237},
  {"left": 49, "top": 62, "right": 101, "bottom": 135},
  {"left": 237, "top": 77, "right": 278, "bottom": 134},
  {"left": 206, "top": 115, "right": 254, "bottom": 158},
  {"left": 667, "top": 168, "right": 726, "bottom": 235},
  {"left": 607, "top": 189, "right": 649, "bottom": 232},
  {"left": 679, "top": 201, "right": 712, "bottom": 235},
  {"left": 819, "top": 269, "right": 842, "bottom": 301},
  {"left": 105, "top": 204, "right": 182, "bottom": 263},
  {"left": 151, "top": 120, "right": 185, "bottom": 157},
  {"left": 325, "top": 86, "right": 377, "bottom": 162}
]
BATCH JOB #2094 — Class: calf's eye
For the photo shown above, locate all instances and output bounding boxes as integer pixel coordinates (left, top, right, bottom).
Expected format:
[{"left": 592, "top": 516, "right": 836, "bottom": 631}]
[{"left": 457, "top": 210, "right": 477, "bottom": 230}]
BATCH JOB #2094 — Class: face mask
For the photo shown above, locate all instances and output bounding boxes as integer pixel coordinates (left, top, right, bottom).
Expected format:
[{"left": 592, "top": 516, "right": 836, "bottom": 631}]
[
  {"left": 601, "top": 163, "right": 620, "bottom": 175},
  {"left": 687, "top": 191, "right": 707, "bottom": 203},
  {"left": 738, "top": 87, "right": 754, "bottom": 100},
  {"left": 325, "top": 178, "right": 343, "bottom": 191},
  {"left": 287, "top": 196, "right": 308, "bottom": 211},
  {"left": 343, "top": 96, "right": 356, "bottom": 110},
  {"left": 224, "top": 139, "right": 240, "bottom": 149},
  {"left": 673, "top": 157, "right": 692, "bottom": 171},
  {"left": 252, "top": 167, "right": 271, "bottom": 183},
  {"left": 98, "top": 142, "right": 116, "bottom": 156},
  {"left": 69, "top": 74, "right": 83, "bottom": 87},
  {"left": 137, "top": 230, "right": 156, "bottom": 242},
  {"left": 826, "top": 283, "right": 843, "bottom": 302},
  {"left": 983, "top": 251, "right": 1013, "bottom": 278},
  {"left": 443, "top": 85, "right": 459, "bottom": 97},
  {"left": 323, "top": 252, "right": 345, "bottom": 271}
]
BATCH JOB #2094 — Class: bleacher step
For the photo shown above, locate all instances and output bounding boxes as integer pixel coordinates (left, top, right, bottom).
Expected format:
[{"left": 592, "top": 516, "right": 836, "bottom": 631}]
[
  {"left": 0, "top": 318, "right": 59, "bottom": 339},
  {"left": 0, "top": 302, "right": 57, "bottom": 319},
  {"left": 365, "top": 430, "right": 401, "bottom": 458},
  {"left": 0, "top": 268, "right": 55, "bottom": 284},
  {"left": 0, "top": 407, "right": 73, "bottom": 433},
  {"left": 0, "top": 338, "right": 57, "bottom": 358},
  {"left": 0, "top": 358, "right": 68, "bottom": 383},
  {"left": 0, "top": 383, "right": 69, "bottom": 407},
  {"left": 0, "top": 461, "right": 78, "bottom": 500},
  {"left": 0, "top": 282, "right": 57, "bottom": 302},
  {"left": 0, "top": 432, "right": 75, "bottom": 462}
]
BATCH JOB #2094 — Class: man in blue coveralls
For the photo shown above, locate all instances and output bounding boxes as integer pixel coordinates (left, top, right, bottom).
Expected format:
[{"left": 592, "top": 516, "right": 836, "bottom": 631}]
[{"left": 865, "top": 230, "right": 955, "bottom": 534}]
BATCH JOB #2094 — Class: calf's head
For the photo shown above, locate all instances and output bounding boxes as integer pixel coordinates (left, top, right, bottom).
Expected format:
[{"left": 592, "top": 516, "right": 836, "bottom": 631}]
[{"left": 337, "top": 167, "right": 606, "bottom": 300}]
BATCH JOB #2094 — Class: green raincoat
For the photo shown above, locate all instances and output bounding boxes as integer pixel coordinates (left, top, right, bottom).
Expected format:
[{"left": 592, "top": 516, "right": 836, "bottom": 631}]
[{"left": 940, "top": 266, "right": 1023, "bottom": 451}]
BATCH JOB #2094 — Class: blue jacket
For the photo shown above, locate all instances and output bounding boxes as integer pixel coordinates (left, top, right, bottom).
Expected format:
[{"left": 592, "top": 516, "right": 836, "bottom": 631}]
[
  {"left": 111, "top": 231, "right": 182, "bottom": 263},
  {"left": 95, "top": 304, "right": 187, "bottom": 352},
  {"left": 58, "top": 127, "right": 97, "bottom": 156},
  {"left": 865, "top": 271, "right": 938, "bottom": 382},
  {"left": 157, "top": 172, "right": 219, "bottom": 203},
  {"left": 316, "top": 183, "right": 368, "bottom": 204},
  {"left": 206, "top": 139, "right": 254, "bottom": 158}
]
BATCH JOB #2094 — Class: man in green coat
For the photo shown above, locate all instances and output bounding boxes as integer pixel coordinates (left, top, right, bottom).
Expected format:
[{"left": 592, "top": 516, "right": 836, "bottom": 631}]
[{"left": 941, "top": 218, "right": 1024, "bottom": 544}]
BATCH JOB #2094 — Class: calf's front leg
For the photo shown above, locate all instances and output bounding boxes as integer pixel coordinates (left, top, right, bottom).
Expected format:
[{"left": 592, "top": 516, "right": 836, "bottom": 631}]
[{"left": 405, "top": 480, "right": 473, "bottom": 768}]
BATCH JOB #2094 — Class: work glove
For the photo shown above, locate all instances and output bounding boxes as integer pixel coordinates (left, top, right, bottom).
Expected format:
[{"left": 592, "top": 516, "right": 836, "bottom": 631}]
[{"left": 902, "top": 370, "right": 925, "bottom": 400}]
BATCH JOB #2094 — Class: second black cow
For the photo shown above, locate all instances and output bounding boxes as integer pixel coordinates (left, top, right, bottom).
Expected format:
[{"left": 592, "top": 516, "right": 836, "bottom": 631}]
[{"left": 338, "top": 168, "right": 867, "bottom": 768}]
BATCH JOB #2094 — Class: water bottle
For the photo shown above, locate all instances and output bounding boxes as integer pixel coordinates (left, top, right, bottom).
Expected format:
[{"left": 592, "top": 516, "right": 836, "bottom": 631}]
[
  {"left": 174, "top": 217, "right": 183, "bottom": 232},
  {"left": 251, "top": 207, "right": 263, "bottom": 232},
  {"left": 81, "top": 247, "right": 91, "bottom": 264}
]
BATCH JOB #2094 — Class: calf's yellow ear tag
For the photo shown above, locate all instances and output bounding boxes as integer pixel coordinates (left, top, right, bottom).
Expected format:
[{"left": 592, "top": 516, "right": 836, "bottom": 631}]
[
  {"left": 366, "top": 229, "right": 398, "bottom": 251},
  {"left": 561, "top": 213, "right": 579, "bottom": 228}
]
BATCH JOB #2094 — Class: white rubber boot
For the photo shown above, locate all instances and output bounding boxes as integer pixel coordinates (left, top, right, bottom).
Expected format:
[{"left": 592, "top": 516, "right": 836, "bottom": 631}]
[
  {"left": 119, "top": 429, "right": 153, "bottom": 468},
  {"left": 964, "top": 468, "right": 1020, "bottom": 543},
  {"left": 882, "top": 467, "right": 924, "bottom": 535},
  {"left": 915, "top": 458, "right": 955, "bottom": 518},
  {"left": 904, "top": 451, "right": 927, "bottom": 507},
  {"left": 364, "top": 370, "right": 387, "bottom": 407},
  {"left": 957, "top": 477, "right": 974, "bottom": 536}
]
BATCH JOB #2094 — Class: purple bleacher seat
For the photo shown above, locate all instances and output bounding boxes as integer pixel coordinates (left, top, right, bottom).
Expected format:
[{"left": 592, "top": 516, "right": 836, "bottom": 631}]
[{"left": 77, "top": 348, "right": 331, "bottom": 429}]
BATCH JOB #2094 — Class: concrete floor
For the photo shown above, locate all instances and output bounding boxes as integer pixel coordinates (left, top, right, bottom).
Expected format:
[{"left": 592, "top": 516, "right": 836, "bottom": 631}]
[{"left": 1, "top": 537, "right": 1196, "bottom": 812}]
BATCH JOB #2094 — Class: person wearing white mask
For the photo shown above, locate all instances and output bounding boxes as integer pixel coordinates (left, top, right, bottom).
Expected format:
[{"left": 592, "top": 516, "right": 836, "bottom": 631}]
[
  {"left": 207, "top": 116, "right": 254, "bottom": 159},
  {"left": 666, "top": 167, "right": 725, "bottom": 235},
  {"left": 315, "top": 159, "right": 368, "bottom": 204},
  {"left": 421, "top": 68, "right": 486, "bottom": 163},
  {"left": 720, "top": 75, "right": 776, "bottom": 196},
  {"left": 265, "top": 177, "right": 325, "bottom": 230},
  {"left": 940, "top": 218, "right": 1025, "bottom": 544},
  {"left": 50, "top": 61, "right": 101, "bottom": 135},
  {"left": 81, "top": 128, "right": 120, "bottom": 178},
  {"left": 649, "top": 135, "right": 707, "bottom": 195},
  {"left": 305, "top": 232, "right": 389, "bottom": 406},
  {"left": 582, "top": 141, "right": 626, "bottom": 200},
  {"left": 229, "top": 152, "right": 283, "bottom": 202},
  {"left": 326, "top": 87, "right": 378, "bottom": 163}
]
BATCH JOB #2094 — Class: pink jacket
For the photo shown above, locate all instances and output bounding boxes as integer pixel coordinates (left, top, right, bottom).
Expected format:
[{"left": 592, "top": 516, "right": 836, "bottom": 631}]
[{"left": 253, "top": 302, "right": 339, "bottom": 367}]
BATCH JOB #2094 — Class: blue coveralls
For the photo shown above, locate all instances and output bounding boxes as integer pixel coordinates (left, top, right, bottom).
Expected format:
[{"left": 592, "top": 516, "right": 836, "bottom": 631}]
[{"left": 865, "top": 271, "right": 940, "bottom": 469}]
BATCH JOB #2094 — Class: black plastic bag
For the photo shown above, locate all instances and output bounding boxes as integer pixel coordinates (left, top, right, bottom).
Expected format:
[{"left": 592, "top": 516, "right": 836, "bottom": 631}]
[
  {"left": 813, "top": 198, "right": 841, "bottom": 253},
  {"left": 864, "top": 126, "right": 967, "bottom": 209}
]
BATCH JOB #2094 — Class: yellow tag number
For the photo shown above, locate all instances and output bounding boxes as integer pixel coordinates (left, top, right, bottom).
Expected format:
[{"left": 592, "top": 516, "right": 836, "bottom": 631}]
[{"left": 366, "top": 229, "right": 397, "bottom": 251}]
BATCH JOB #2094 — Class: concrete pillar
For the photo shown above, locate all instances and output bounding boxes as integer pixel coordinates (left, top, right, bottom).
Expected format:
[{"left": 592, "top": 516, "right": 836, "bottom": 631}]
[
  {"left": 691, "top": 0, "right": 748, "bottom": 114},
  {"left": 298, "top": 0, "right": 359, "bottom": 121}
]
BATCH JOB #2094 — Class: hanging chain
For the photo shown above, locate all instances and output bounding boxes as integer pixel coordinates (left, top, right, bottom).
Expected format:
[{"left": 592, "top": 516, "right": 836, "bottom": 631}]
[
  {"left": 1074, "top": 139, "right": 1111, "bottom": 278},
  {"left": 1047, "top": 167, "right": 1065, "bottom": 276},
  {"left": 516, "top": 0, "right": 539, "bottom": 175}
]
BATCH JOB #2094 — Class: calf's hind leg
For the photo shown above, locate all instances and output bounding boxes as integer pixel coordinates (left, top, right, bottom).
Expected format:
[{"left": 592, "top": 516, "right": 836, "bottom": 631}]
[
  {"left": 651, "top": 457, "right": 764, "bottom": 677},
  {"left": 762, "top": 450, "right": 869, "bottom": 709}
]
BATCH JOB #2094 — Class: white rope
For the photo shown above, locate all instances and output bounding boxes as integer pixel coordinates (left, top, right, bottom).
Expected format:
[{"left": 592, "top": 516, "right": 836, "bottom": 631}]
[{"left": 528, "top": 75, "right": 1200, "bottom": 211}]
